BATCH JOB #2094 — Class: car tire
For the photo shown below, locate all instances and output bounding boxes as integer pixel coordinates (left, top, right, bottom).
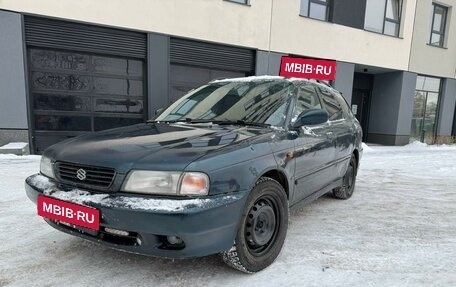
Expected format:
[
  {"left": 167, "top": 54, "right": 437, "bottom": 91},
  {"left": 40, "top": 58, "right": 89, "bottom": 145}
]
[
  {"left": 333, "top": 153, "right": 357, "bottom": 200},
  {"left": 221, "top": 177, "right": 288, "bottom": 273}
]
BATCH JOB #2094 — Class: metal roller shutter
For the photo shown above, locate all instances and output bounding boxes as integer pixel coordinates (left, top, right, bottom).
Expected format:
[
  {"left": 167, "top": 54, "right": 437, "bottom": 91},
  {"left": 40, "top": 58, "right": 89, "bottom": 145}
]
[
  {"left": 170, "top": 38, "right": 255, "bottom": 72},
  {"left": 24, "top": 16, "right": 147, "bottom": 59}
]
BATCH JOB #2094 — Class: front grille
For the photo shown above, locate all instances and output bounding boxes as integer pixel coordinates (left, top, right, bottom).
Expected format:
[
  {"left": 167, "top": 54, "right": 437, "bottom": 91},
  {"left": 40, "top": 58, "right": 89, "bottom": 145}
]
[{"left": 56, "top": 162, "right": 116, "bottom": 189}]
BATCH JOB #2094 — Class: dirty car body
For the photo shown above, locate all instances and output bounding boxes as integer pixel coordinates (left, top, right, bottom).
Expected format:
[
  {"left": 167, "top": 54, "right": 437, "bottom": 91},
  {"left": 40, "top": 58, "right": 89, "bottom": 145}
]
[{"left": 25, "top": 76, "right": 363, "bottom": 271}]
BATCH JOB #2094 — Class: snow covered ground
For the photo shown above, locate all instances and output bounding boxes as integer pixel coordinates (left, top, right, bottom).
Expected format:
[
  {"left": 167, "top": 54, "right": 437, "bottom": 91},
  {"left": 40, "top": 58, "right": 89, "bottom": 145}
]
[{"left": 1, "top": 143, "right": 456, "bottom": 286}]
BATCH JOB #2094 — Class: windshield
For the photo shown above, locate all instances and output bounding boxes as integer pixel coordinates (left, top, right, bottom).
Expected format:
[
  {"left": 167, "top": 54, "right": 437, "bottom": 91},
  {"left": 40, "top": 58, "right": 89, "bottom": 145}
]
[{"left": 155, "top": 80, "right": 293, "bottom": 127}]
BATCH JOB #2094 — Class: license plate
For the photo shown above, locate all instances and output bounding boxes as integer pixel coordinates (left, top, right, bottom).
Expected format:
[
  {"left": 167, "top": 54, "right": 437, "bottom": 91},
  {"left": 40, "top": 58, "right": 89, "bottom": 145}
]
[{"left": 37, "top": 195, "right": 100, "bottom": 230}]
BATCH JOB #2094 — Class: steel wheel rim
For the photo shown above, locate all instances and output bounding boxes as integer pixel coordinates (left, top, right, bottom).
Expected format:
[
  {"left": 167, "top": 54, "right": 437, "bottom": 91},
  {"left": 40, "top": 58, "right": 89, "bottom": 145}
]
[{"left": 245, "top": 196, "right": 280, "bottom": 256}]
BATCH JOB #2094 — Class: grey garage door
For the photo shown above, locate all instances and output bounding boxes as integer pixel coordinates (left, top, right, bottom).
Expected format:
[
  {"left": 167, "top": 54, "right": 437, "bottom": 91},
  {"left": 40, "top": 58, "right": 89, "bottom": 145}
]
[
  {"left": 169, "top": 38, "right": 255, "bottom": 103},
  {"left": 24, "top": 17, "right": 147, "bottom": 153}
]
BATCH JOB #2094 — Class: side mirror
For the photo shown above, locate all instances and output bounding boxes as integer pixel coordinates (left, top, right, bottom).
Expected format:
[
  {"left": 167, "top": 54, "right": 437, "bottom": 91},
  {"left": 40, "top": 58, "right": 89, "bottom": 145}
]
[
  {"left": 155, "top": 108, "right": 165, "bottom": 116},
  {"left": 292, "top": 109, "right": 329, "bottom": 128}
]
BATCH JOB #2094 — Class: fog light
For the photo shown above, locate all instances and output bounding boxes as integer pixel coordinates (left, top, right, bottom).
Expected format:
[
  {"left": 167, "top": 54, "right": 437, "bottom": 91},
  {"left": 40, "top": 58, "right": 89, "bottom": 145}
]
[
  {"left": 167, "top": 236, "right": 183, "bottom": 245},
  {"left": 104, "top": 227, "right": 129, "bottom": 237}
]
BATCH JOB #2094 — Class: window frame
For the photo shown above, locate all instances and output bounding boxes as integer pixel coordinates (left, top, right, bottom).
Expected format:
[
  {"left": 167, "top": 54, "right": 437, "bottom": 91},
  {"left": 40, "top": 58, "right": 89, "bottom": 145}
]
[
  {"left": 300, "top": 0, "right": 332, "bottom": 22},
  {"left": 290, "top": 83, "right": 324, "bottom": 126},
  {"left": 315, "top": 85, "right": 345, "bottom": 122},
  {"left": 429, "top": 3, "right": 448, "bottom": 47},
  {"left": 411, "top": 75, "right": 443, "bottom": 143},
  {"left": 383, "top": 0, "right": 402, "bottom": 36},
  {"left": 224, "top": 0, "right": 250, "bottom": 6},
  {"left": 364, "top": 0, "right": 403, "bottom": 37}
]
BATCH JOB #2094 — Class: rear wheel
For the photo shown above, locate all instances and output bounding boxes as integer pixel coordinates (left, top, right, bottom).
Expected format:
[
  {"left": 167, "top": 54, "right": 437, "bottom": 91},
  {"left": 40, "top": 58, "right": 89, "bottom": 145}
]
[
  {"left": 221, "top": 177, "right": 288, "bottom": 273},
  {"left": 333, "top": 154, "right": 357, "bottom": 200}
]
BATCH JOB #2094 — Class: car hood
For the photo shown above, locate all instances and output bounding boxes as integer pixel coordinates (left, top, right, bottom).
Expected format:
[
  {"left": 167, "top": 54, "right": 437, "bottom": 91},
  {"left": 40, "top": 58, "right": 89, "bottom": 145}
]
[{"left": 45, "top": 123, "right": 272, "bottom": 173}]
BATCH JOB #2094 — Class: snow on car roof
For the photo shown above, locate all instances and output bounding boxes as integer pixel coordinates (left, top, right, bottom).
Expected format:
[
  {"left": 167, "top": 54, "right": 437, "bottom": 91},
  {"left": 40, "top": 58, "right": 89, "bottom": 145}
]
[{"left": 210, "top": 75, "right": 336, "bottom": 91}]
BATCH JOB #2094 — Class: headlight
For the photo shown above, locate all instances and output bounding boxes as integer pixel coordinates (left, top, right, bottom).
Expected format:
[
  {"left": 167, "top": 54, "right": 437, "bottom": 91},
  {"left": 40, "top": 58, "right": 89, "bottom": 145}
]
[
  {"left": 122, "top": 170, "right": 209, "bottom": 196},
  {"left": 40, "top": 156, "right": 55, "bottom": 179}
]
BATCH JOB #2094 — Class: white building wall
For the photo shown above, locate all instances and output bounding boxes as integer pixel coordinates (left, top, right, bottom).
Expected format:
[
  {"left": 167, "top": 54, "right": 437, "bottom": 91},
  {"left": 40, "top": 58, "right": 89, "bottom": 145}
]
[
  {"left": 269, "top": 0, "right": 417, "bottom": 72},
  {"left": 0, "top": 0, "right": 454, "bottom": 78},
  {"left": 0, "top": 0, "right": 273, "bottom": 50},
  {"left": 409, "top": 0, "right": 456, "bottom": 79}
]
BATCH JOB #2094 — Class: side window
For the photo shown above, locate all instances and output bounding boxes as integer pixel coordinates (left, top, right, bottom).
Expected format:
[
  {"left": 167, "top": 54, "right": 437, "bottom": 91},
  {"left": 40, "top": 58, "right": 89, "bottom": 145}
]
[
  {"left": 316, "top": 86, "right": 344, "bottom": 121},
  {"left": 291, "top": 84, "right": 322, "bottom": 124},
  {"left": 332, "top": 91, "right": 352, "bottom": 117}
]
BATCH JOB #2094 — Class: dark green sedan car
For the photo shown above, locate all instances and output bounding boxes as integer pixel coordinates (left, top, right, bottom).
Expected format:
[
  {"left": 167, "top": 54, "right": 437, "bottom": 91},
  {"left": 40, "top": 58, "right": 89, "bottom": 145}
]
[{"left": 25, "top": 76, "right": 362, "bottom": 273}]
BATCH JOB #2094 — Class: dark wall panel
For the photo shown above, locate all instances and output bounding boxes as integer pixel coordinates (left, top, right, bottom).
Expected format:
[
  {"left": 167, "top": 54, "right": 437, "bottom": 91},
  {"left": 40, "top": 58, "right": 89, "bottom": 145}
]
[
  {"left": 170, "top": 38, "right": 255, "bottom": 72},
  {"left": 24, "top": 16, "right": 147, "bottom": 59},
  {"left": 331, "top": 0, "right": 366, "bottom": 29}
]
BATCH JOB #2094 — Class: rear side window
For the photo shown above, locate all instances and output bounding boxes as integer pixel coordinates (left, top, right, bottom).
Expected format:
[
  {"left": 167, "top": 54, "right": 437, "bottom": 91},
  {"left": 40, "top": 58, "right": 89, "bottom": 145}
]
[
  {"left": 332, "top": 91, "right": 352, "bottom": 118},
  {"left": 316, "top": 86, "right": 344, "bottom": 121}
]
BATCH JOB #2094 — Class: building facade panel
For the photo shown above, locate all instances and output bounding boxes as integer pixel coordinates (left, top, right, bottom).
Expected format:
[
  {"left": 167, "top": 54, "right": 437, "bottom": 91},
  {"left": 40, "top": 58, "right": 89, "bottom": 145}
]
[
  {"left": 333, "top": 62, "right": 355, "bottom": 104},
  {"left": 367, "top": 71, "right": 416, "bottom": 145},
  {"left": 0, "top": 11, "right": 28, "bottom": 129},
  {"left": 269, "top": 0, "right": 417, "bottom": 71},
  {"left": 147, "top": 33, "right": 170, "bottom": 119},
  {"left": 0, "top": 0, "right": 273, "bottom": 51},
  {"left": 437, "top": 78, "right": 456, "bottom": 136},
  {"left": 0, "top": 11, "right": 29, "bottom": 147}
]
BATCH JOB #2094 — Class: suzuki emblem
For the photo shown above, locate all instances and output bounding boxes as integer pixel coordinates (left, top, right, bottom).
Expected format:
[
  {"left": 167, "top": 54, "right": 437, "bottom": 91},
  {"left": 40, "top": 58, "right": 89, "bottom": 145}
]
[{"left": 76, "top": 168, "right": 87, "bottom": 181}]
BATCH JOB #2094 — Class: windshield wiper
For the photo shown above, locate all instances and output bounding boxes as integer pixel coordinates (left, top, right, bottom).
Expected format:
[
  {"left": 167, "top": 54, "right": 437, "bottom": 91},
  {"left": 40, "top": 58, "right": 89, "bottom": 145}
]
[
  {"left": 147, "top": 118, "right": 196, "bottom": 124},
  {"left": 148, "top": 118, "right": 270, "bottom": 128},
  {"left": 147, "top": 119, "right": 177, "bottom": 123},
  {"left": 212, "top": 120, "right": 270, "bottom": 128}
]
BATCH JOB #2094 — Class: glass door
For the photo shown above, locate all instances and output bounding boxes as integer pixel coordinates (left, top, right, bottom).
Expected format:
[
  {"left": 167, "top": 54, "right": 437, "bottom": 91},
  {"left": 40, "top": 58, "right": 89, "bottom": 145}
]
[
  {"left": 410, "top": 76, "right": 441, "bottom": 144},
  {"left": 410, "top": 91, "right": 426, "bottom": 142},
  {"left": 410, "top": 76, "right": 441, "bottom": 143}
]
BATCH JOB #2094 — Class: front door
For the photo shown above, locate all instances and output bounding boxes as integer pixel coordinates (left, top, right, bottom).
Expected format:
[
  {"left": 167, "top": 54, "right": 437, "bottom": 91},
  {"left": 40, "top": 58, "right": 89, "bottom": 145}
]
[
  {"left": 351, "top": 89, "right": 371, "bottom": 142},
  {"left": 292, "top": 83, "right": 335, "bottom": 202}
]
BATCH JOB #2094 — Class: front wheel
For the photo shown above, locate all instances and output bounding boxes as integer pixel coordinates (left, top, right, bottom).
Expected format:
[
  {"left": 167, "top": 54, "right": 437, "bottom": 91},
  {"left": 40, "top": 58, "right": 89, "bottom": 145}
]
[
  {"left": 333, "top": 154, "right": 357, "bottom": 200},
  {"left": 221, "top": 177, "right": 288, "bottom": 273}
]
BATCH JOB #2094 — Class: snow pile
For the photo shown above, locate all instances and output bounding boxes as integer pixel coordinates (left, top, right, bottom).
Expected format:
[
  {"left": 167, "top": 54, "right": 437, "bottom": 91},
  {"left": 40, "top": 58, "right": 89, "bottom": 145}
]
[
  {"left": 2, "top": 144, "right": 456, "bottom": 286},
  {"left": 361, "top": 142, "right": 373, "bottom": 153},
  {"left": 404, "top": 140, "right": 429, "bottom": 149},
  {"left": 0, "top": 153, "right": 40, "bottom": 160},
  {"left": 0, "top": 142, "right": 28, "bottom": 149}
]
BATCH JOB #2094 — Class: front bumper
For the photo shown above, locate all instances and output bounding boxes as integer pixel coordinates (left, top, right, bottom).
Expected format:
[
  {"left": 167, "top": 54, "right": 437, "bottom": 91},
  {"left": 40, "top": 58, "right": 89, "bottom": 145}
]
[{"left": 25, "top": 174, "right": 248, "bottom": 258}]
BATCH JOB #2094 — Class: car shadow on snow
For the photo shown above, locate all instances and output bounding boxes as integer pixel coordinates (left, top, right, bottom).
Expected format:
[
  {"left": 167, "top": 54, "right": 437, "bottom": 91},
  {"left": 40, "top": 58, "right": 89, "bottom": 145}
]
[{"left": 49, "top": 192, "right": 341, "bottom": 278}]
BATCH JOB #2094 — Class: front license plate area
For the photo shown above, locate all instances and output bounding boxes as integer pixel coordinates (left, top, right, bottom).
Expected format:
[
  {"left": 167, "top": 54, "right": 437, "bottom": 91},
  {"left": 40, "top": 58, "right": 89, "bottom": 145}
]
[
  {"left": 57, "top": 221, "right": 99, "bottom": 236},
  {"left": 37, "top": 195, "right": 100, "bottom": 231}
]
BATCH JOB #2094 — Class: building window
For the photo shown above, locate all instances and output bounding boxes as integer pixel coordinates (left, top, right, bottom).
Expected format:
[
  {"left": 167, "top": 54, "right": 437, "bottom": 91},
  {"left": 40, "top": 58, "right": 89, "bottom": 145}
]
[
  {"left": 364, "top": 0, "right": 402, "bottom": 37},
  {"left": 429, "top": 3, "right": 448, "bottom": 47},
  {"left": 410, "top": 76, "right": 441, "bottom": 144},
  {"left": 300, "top": 0, "right": 331, "bottom": 21},
  {"left": 225, "top": 0, "right": 249, "bottom": 5}
]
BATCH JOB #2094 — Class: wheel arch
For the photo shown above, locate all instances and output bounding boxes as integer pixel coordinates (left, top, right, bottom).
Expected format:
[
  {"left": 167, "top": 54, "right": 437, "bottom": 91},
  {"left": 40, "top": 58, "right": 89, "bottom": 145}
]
[
  {"left": 352, "top": 148, "right": 359, "bottom": 174},
  {"left": 258, "top": 169, "right": 290, "bottom": 200}
]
